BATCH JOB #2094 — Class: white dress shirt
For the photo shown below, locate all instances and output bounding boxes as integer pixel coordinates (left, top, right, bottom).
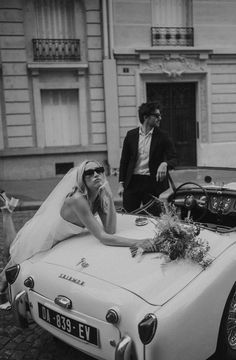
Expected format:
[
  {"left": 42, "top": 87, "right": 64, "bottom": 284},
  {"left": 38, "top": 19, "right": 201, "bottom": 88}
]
[{"left": 133, "top": 127, "right": 154, "bottom": 175}]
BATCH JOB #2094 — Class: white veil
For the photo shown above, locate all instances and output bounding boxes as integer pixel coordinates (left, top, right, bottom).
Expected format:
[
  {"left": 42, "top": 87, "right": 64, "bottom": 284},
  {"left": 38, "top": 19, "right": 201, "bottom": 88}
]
[{"left": 10, "top": 160, "right": 94, "bottom": 264}]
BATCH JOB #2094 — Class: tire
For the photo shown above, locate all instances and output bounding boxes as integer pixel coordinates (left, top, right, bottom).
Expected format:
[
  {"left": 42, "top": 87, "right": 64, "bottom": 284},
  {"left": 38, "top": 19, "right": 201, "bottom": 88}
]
[{"left": 216, "top": 283, "right": 236, "bottom": 359}]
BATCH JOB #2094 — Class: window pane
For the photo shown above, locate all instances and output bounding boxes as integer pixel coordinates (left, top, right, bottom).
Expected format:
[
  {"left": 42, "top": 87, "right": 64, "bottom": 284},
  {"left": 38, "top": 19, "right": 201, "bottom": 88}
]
[
  {"left": 41, "top": 89, "right": 80, "bottom": 147},
  {"left": 34, "top": 0, "right": 75, "bottom": 38},
  {"left": 153, "top": 0, "right": 192, "bottom": 27}
]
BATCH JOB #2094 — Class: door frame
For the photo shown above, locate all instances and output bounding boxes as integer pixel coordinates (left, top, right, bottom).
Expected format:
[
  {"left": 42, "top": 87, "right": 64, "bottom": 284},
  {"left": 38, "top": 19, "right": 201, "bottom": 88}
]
[{"left": 137, "top": 70, "right": 210, "bottom": 167}]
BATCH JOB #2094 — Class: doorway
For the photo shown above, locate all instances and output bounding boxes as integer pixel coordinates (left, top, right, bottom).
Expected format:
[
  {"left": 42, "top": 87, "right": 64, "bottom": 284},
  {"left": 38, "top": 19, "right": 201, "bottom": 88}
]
[{"left": 146, "top": 82, "right": 197, "bottom": 166}]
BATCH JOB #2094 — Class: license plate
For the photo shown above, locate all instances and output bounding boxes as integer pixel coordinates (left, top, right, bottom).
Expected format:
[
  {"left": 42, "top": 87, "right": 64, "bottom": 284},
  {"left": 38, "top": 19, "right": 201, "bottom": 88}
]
[{"left": 38, "top": 302, "right": 99, "bottom": 346}]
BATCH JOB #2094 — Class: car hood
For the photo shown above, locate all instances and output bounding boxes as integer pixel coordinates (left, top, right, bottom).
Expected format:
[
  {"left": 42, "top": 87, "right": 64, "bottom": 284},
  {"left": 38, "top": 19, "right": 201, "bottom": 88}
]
[{"left": 35, "top": 214, "right": 236, "bottom": 305}]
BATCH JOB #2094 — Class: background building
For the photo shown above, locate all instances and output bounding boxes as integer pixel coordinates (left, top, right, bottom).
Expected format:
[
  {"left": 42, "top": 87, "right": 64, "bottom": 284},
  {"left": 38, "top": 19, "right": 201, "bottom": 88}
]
[{"left": 0, "top": 0, "right": 236, "bottom": 180}]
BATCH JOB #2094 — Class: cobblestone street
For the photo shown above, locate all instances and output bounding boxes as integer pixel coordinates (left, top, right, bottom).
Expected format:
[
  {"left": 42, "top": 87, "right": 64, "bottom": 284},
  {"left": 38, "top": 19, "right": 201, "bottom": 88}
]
[{"left": 0, "top": 210, "right": 94, "bottom": 360}]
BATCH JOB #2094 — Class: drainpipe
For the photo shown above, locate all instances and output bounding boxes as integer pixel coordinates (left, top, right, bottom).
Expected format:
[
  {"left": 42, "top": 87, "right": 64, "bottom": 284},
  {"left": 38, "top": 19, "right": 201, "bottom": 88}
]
[
  {"left": 102, "top": 0, "right": 109, "bottom": 59},
  {"left": 102, "top": 0, "right": 120, "bottom": 171},
  {"left": 107, "top": 0, "right": 114, "bottom": 59}
]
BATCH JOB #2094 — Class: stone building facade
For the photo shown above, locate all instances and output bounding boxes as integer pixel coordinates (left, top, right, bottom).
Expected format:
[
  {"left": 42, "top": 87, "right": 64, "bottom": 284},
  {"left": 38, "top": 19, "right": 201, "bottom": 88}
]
[{"left": 0, "top": 0, "right": 236, "bottom": 180}]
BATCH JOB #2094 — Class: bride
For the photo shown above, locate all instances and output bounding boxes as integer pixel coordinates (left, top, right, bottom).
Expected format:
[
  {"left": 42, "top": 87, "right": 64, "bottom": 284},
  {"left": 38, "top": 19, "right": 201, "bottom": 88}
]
[{"left": 0, "top": 159, "right": 153, "bottom": 294}]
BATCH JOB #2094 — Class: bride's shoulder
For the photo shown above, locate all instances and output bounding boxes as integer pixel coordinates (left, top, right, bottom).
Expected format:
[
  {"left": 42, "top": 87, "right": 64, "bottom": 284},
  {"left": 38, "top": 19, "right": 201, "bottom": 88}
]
[
  {"left": 61, "top": 192, "right": 88, "bottom": 218},
  {"left": 65, "top": 191, "right": 87, "bottom": 207}
]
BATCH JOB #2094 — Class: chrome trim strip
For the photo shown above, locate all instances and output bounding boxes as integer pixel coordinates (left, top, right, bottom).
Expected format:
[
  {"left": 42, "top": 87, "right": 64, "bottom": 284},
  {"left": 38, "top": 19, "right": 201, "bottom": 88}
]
[
  {"left": 13, "top": 290, "right": 29, "bottom": 328},
  {"left": 115, "top": 335, "right": 132, "bottom": 360}
]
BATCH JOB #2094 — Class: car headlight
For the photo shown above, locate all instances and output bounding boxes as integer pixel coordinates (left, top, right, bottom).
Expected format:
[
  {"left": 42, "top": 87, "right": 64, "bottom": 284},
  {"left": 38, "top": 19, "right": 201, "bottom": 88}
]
[
  {"left": 138, "top": 313, "right": 157, "bottom": 345},
  {"left": 5, "top": 264, "right": 20, "bottom": 285}
]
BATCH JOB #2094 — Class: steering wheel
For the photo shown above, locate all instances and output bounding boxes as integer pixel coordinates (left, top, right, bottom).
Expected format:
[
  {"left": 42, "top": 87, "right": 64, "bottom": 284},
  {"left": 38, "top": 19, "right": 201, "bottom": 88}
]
[{"left": 172, "top": 182, "right": 209, "bottom": 221}]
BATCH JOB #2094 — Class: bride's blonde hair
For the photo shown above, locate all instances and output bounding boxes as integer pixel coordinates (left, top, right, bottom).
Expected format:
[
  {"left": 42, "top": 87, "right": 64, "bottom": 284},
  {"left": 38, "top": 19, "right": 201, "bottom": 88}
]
[{"left": 75, "top": 159, "right": 104, "bottom": 195}]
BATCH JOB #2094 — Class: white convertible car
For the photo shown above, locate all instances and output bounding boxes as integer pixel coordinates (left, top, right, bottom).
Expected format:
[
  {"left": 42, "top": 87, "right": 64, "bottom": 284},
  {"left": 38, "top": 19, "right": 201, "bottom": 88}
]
[{"left": 5, "top": 167, "right": 236, "bottom": 360}]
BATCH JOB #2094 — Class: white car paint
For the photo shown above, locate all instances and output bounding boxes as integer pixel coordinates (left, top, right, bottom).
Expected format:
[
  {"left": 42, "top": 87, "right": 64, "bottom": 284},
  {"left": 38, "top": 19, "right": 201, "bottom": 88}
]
[{"left": 9, "top": 211, "right": 236, "bottom": 360}]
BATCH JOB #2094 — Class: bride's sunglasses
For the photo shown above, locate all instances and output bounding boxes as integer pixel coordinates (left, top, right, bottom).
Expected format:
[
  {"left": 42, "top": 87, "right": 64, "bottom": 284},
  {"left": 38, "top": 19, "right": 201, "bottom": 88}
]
[{"left": 83, "top": 166, "right": 105, "bottom": 177}]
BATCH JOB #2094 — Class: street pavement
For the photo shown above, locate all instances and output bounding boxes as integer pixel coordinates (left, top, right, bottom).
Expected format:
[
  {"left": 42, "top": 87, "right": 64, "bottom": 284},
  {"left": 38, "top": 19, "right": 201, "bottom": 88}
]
[{"left": 0, "top": 305, "right": 93, "bottom": 360}]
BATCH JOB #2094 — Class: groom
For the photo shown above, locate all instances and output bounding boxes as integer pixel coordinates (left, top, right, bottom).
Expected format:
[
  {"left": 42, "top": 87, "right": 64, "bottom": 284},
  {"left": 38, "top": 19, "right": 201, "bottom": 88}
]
[{"left": 118, "top": 102, "right": 177, "bottom": 215}]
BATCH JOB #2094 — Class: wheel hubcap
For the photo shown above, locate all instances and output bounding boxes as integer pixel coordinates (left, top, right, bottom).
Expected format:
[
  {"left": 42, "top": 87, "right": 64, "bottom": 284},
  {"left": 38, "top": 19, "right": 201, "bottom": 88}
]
[{"left": 226, "top": 289, "right": 236, "bottom": 350}]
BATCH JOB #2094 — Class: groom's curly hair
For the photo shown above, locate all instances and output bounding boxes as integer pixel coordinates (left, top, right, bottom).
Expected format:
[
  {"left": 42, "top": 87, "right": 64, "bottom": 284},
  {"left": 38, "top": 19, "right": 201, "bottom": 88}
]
[{"left": 138, "top": 102, "right": 160, "bottom": 124}]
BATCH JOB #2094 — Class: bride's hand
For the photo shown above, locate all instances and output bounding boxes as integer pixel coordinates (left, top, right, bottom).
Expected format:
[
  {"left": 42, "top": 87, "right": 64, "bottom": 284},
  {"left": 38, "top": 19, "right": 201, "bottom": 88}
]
[
  {"left": 130, "top": 238, "right": 155, "bottom": 257},
  {"left": 138, "top": 238, "right": 156, "bottom": 252},
  {"left": 99, "top": 180, "right": 113, "bottom": 197}
]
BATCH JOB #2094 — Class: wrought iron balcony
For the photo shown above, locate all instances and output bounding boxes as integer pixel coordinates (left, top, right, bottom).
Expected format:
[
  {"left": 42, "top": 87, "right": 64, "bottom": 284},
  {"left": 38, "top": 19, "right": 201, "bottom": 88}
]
[
  {"left": 151, "top": 27, "right": 194, "bottom": 47},
  {"left": 32, "top": 39, "right": 80, "bottom": 61}
]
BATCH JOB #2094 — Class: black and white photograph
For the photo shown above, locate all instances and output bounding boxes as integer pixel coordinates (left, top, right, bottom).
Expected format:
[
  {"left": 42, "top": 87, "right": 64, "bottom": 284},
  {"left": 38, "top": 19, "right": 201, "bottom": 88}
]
[{"left": 1, "top": 0, "right": 236, "bottom": 359}]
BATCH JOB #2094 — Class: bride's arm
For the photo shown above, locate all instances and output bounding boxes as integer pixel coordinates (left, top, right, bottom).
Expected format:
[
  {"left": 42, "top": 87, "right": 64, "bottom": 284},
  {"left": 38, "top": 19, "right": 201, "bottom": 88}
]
[
  {"left": 97, "top": 181, "right": 117, "bottom": 234},
  {"left": 70, "top": 196, "right": 148, "bottom": 247}
]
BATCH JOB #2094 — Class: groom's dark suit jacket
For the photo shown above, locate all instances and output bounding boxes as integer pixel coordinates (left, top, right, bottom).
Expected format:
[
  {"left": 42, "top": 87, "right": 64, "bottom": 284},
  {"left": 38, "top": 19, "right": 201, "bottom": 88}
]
[{"left": 119, "top": 127, "right": 178, "bottom": 195}]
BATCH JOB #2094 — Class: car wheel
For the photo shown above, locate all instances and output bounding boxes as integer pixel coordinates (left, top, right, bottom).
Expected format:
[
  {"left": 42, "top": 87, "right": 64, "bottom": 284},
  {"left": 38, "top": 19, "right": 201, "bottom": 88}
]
[{"left": 217, "top": 283, "right": 236, "bottom": 359}]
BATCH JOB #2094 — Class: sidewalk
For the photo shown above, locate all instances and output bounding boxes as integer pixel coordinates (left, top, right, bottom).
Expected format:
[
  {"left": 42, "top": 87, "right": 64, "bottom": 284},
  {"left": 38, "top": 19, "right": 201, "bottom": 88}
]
[{"left": 0, "top": 175, "right": 121, "bottom": 210}]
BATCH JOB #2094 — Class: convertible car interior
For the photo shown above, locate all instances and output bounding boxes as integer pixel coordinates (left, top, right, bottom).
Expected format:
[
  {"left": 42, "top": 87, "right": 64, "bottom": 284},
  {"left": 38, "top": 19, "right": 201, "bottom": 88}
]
[
  {"left": 170, "top": 169, "right": 236, "bottom": 232},
  {"left": 170, "top": 181, "right": 236, "bottom": 230},
  {"left": 128, "top": 167, "right": 236, "bottom": 232}
]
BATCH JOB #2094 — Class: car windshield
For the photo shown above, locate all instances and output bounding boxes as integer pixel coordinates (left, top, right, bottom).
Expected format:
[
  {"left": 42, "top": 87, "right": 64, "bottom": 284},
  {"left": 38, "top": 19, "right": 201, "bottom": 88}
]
[{"left": 169, "top": 167, "right": 236, "bottom": 189}]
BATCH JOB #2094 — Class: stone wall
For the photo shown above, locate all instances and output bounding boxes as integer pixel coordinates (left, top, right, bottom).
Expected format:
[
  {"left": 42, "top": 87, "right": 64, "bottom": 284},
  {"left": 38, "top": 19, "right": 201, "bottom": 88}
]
[
  {"left": 210, "top": 62, "right": 236, "bottom": 142},
  {"left": 0, "top": 0, "right": 108, "bottom": 179},
  {"left": 0, "top": 0, "right": 33, "bottom": 148}
]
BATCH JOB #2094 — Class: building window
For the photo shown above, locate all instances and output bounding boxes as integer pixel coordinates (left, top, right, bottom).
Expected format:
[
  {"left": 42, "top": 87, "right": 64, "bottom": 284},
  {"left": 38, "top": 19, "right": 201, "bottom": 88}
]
[
  {"left": 153, "top": 0, "right": 192, "bottom": 27},
  {"left": 41, "top": 89, "right": 80, "bottom": 147},
  {"left": 34, "top": 0, "right": 76, "bottom": 38},
  {"left": 32, "top": 0, "right": 80, "bottom": 61},
  {"left": 152, "top": 0, "right": 193, "bottom": 46}
]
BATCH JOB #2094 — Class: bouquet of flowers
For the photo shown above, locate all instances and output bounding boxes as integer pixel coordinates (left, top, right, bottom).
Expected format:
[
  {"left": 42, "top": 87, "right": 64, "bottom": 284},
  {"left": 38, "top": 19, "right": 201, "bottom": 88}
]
[{"left": 130, "top": 207, "right": 212, "bottom": 269}]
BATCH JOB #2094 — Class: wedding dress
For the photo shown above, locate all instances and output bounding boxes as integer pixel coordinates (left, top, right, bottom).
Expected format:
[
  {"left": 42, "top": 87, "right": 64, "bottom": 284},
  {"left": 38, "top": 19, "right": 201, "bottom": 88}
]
[{"left": 9, "top": 162, "right": 91, "bottom": 264}]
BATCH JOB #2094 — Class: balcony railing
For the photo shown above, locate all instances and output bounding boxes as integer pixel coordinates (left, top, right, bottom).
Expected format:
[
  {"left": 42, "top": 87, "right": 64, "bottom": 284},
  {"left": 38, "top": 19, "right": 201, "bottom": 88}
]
[
  {"left": 32, "top": 39, "right": 80, "bottom": 61},
  {"left": 151, "top": 27, "right": 194, "bottom": 47}
]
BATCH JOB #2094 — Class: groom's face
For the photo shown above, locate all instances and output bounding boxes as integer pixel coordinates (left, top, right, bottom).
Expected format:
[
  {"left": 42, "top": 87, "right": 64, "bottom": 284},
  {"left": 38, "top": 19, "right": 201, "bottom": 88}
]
[{"left": 147, "top": 109, "right": 162, "bottom": 128}]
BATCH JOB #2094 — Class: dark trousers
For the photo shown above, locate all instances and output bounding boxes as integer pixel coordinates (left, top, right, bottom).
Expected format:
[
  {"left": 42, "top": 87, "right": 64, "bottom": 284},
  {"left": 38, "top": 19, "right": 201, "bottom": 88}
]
[{"left": 123, "top": 175, "right": 162, "bottom": 216}]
